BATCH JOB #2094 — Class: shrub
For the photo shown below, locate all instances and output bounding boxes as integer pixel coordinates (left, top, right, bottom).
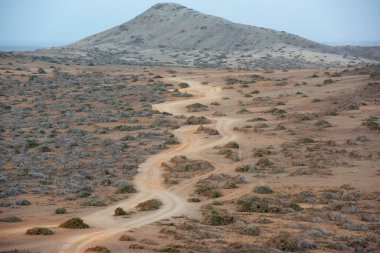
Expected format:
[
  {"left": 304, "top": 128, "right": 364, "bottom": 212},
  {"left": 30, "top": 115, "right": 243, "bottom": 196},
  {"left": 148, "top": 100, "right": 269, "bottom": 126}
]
[
  {"left": 38, "top": 68, "right": 47, "bottom": 74},
  {"left": 16, "top": 199, "right": 31, "bottom": 206},
  {"left": 256, "top": 158, "right": 273, "bottom": 168},
  {"left": 84, "top": 246, "right": 110, "bottom": 253},
  {"left": 187, "top": 198, "right": 201, "bottom": 202},
  {"left": 185, "top": 116, "right": 211, "bottom": 125},
  {"left": 323, "top": 79, "right": 335, "bottom": 85},
  {"left": 55, "top": 208, "right": 67, "bottom": 214},
  {"left": 240, "top": 225, "right": 261, "bottom": 236},
  {"left": 256, "top": 217, "right": 273, "bottom": 224},
  {"left": 158, "top": 247, "right": 180, "bottom": 252},
  {"left": 185, "top": 103, "right": 208, "bottom": 112},
  {"left": 178, "top": 82, "right": 189, "bottom": 88},
  {"left": 0, "top": 216, "right": 22, "bottom": 222},
  {"left": 362, "top": 116, "right": 380, "bottom": 131},
  {"left": 129, "top": 244, "right": 144, "bottom": 249},
  {"left": 114, "top": 207, "right": 128, "bottom": 216},
  {"left": 224, "top": 141, "right": 239, "bottom": 149},
  {"left": 235, "top": 164, "right": 256, "bottom": 173},
  {"left": 136, "top": 199, "right": 163, "bottom": 211},
  {"left": 25, "top": 140, "right": 39, "bottom": 149},
  {"left": 312, "top": 99, "right": 322, "bottom": 103},
  {"left": 315, "top": 120, "right": 332, "bottom": 128},
  {"left": 247, "top": 117, "right": 267, "bottom": 122},
  {"left": 347, "top": 104, "right": 359, "bottom": 110},
  {"left": 255, "top": 186, "right": 273, "bottom": 194},
  {"left": 80, "top": 200, "right": 107, "bottom": 207},
  {"left": 119, "top": 234, "right": 136, "bottom": 241},
  {"left": 203, "top": 206, "right": 234, "bottom": 226},
  {"left": 26, "top": 227, "right": 53, "bottom": 235},
  {"left": 237, "top": 108, "right": 253, "bottom": 114},
  {"left": 297, "top": 137, "right": 315, "bottom": 144},
  {"left": 59, "top": 218, "right": 89, "bottom": 229},
  {"left": 271, "top": 232, "right": 298, "bottom": 251},
  {"left": 115, "top": 184, "right": 137, "bottom": 194}
]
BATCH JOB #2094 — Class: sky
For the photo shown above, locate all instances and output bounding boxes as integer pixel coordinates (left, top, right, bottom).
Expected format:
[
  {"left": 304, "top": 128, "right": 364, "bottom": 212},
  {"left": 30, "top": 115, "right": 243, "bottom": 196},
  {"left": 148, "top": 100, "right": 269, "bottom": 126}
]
[{"left": 0, "top": 0, "right": 379, "bottom": 48}]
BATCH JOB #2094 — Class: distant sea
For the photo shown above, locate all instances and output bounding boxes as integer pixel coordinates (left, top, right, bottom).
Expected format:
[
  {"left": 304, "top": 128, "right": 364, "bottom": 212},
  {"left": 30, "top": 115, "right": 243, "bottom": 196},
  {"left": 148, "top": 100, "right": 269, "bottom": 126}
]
[{"left": 0, "top": 45, "right": 46, "bottom": 52}]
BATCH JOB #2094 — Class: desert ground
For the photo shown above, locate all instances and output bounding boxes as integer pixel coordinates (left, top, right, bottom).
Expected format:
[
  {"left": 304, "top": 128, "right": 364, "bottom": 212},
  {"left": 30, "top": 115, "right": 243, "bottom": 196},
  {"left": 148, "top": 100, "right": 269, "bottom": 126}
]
[{"left": 0, "top": 58, "right": 379, "bottom": 253}]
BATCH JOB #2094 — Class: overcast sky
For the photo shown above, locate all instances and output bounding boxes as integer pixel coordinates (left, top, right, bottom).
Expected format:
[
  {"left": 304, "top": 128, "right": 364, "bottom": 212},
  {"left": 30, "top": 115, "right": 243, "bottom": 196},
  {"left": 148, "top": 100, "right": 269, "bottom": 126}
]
[{"left": 0, "top": 0, "right": 379, "bottom": 47}]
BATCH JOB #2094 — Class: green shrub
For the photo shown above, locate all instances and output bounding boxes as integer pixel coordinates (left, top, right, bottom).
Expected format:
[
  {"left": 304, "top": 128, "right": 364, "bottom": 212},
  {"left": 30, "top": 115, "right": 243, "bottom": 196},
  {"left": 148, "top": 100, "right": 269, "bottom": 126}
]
[
  {"left": 26, "top": 227, "right": 53, "bottom": 235},
  {"left": 84, "top": 246, "right": 110, "bottom": 253},
  {"left": 119, "top": 234, "right": 136, "bottom": 241},
  {"left": 255, "top": 186, "right": 273, "bottom": 194},
  {"left": 362, "top": 116, "right": 380, "bottom": 131},
  {"left": 256, "top": 217, "right": 273, "bottom": 224},
  {"left": 256, "top": 158, "right": 273, "bottom": 168},
  {"left": 16, "top": 199, "right": 31, "bottom": 206},
  {"left": 115, "top": 184, "right": 137, "bottom": 194},
  {"left": 323, "top": 79, "right": 335, "bottom": 85},
  {"left": 224, "top": 141, "right": 239, "bottom": 149},
  {"left": 272, "top": 232, "right": 298, "bottom": 251},
  {"left": 0, "top": 216, "right": 22, "bottom": 222},
  {"left": 178, "top": 82, "right": 189, "bottom": 88},
  {"left": 59, "top": 218, "right": 89, "bottom": 229},
  {"left": 80, "top": 200, "right": 107, "bottom": 207},
  {"left": 240, "top": 225, "right": 261, "bottom": 236},
  {"left": 203, "top": 206, "right": 234, "bottom": 226},
  {"left": 114, "top": 207, "right": 128, "bottom": 216},
  {"left": 297, "top": 137, "right": 315, "bottom": 144},
  {"left": 185, "top": 116, "right": 211, "bottom": 125},
  {"left": 348, "top": 104, "right": 359, "bottom": 110},
  {"left": 247, "top": 117, "right": 267, "bottom": 122},
  {"left": 136, "top": 199, "right": 163, "bottom": 211},
  {"left": 55, "top": 208, "right": 67, "bottom": 214},
  {"left": 315, "top": 120, "right": 332, "bottom": 128},
  {"left": 187, "top": 198, "right": 201, "bottom": 202},
  {"left": 26, "top": 140, "right": 39, "bottom": 149}
]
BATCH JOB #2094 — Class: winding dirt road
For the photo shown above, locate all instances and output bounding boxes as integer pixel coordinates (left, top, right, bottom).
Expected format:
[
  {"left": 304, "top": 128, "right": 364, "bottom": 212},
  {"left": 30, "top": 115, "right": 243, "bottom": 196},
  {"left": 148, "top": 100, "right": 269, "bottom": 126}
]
[{"left": 1, "top": 76, "right": 249, "bottom": 253}]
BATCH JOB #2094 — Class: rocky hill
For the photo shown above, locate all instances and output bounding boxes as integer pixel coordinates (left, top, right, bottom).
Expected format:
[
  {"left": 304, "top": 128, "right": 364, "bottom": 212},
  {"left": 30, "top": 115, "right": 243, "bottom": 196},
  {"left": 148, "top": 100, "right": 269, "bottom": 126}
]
[{"left": 44, "top": 3, "right": 379, "bottom": 69}]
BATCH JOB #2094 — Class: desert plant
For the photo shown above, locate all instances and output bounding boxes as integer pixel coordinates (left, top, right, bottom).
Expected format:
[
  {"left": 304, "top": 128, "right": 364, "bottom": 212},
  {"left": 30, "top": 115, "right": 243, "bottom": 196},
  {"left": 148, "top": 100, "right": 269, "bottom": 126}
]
[
  {"left": 224, "top": 141, "right": 239, "bottom": 149},
  {"left": 80, "top": 200, "right": 107, "bottom": 207},
  {"left": 55, "top": 208, "right": 67, "bottom": 214},
  {"left": 178, "top": 82, "right": 189, "bottom": 88},
  {"left": 0, "top": 216, "right": 22, "bottom": 222},
  {"left": 187, "top": 198, "right": 201, "bottom": 202},
  {"left": 84, "top": 246, "right": 110, "bottom": 253},
  {"left": 26, "top": 227, "right": 53, "bottom": 235},
  {"left": 136, "top": 199, "right": 163, "bottom": 211},
  {"left": 255, "top": 186, "right": 273, "bottom": 194},
  {"left": 59, "top": 217, "right": 89, "bottom": 229},
  {"left": 16, "top": 199, "right": 31, "bottom": 206},
  {"left": 114, "top": 207, "right": 128, "bottom": 216},
  {"left": 119, "top": 234, "right": 135, "bottom": 241},
  {"left": 115, "top": 184, "right": 137, "bottom": 194},
  {"left": 240, "top": 225, "right": 261, "bottom": 236}
]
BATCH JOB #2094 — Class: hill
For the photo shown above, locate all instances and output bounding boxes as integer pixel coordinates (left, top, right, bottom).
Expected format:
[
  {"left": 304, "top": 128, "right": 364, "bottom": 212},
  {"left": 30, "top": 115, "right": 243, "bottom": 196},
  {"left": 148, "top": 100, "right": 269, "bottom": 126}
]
[{"left": 38, "top": 3, "right": 379, "bottom": 69}]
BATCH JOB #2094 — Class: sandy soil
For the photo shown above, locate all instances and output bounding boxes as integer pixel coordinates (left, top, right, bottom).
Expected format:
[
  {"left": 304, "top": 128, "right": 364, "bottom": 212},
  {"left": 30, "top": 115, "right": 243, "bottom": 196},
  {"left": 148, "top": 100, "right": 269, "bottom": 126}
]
[{"left": 0, "top": 65, "right": 379, "bottom": 253}]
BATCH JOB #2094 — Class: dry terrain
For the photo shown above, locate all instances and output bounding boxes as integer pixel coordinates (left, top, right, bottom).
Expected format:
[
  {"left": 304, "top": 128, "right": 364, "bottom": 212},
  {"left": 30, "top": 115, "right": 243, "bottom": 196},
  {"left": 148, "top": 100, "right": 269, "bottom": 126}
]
[{"left": 0, "top": 57, "right": 379, "bottom": 253}]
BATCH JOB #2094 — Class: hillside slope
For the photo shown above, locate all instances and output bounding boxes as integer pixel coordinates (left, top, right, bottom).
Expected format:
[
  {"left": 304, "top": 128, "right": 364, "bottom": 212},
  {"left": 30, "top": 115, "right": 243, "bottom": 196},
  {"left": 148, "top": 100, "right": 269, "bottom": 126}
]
[{"left": 45, "top": 3, "right": 378, "bottom": 69}]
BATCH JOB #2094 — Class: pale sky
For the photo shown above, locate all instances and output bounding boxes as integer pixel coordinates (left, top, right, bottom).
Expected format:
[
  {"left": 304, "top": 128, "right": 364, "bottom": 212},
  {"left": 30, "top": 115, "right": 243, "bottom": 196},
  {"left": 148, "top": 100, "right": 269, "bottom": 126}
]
[{"left": 0, "top": 0, "right": 379, "bottom": 47}]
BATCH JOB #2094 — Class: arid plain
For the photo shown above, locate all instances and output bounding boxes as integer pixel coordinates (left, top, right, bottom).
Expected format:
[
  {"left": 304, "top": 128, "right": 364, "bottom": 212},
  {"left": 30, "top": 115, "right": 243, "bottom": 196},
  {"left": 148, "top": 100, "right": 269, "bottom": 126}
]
[{"left": 0, "top": 56, "right": 379, "bottom": 252}]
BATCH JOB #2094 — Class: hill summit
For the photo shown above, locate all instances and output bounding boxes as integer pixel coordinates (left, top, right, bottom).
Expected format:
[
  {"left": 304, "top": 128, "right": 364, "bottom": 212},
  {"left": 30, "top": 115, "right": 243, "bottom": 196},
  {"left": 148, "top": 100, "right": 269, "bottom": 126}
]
[{"left": 57, "top": 3, "right": 378, "bottom": 69}]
